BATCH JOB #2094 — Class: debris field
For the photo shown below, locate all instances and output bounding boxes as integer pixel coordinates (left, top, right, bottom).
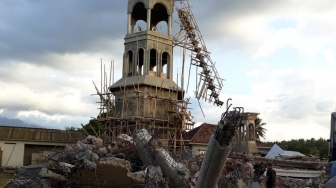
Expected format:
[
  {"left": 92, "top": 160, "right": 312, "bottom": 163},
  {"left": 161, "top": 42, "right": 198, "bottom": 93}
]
[{"left": 4, "top": 129, "right": 328, "bottom": 188}]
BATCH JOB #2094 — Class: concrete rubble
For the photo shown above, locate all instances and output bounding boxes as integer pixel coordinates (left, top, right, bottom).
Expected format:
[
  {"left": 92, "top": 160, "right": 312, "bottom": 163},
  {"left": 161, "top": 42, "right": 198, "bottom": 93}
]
[
  {"left": 133, "top": 129, "right": 191, "bottom": 188},
  {"left": 3, "top": 131, "right": 330, "bottom": 188},
  {"left": 185, "top": 153, "right": 328, "bottom": 188},
  {"left": 4, "top": 134, "right": 146, "bottom": 188}
]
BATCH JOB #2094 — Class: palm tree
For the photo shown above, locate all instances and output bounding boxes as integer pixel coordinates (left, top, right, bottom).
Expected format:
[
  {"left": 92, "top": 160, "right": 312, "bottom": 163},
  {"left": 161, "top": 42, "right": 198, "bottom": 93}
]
[{"left": 255, "top": 117, "right": 267, "bottom": 140}]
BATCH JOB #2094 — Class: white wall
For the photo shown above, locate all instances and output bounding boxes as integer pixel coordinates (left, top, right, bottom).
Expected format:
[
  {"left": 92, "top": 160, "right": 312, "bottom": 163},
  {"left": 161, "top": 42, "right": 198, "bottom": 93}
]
[
  {"left": 0, "top": 140, "right": 70, "bottom": 167},
  {"left": 0, "top": 141, "right": 24, "bottom": 168},
  {"left": 191, "top": 144, "right": 208, "bottom": 156}
]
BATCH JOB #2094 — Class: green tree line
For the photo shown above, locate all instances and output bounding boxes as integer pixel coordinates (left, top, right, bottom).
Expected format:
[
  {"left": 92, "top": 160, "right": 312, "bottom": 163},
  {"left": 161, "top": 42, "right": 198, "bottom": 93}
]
[
  {"left": 65, "top": 113, "right": 107, "bottom": 136},
  {"left": 267, "top": 138, "right": 329, "bottom": 158}
]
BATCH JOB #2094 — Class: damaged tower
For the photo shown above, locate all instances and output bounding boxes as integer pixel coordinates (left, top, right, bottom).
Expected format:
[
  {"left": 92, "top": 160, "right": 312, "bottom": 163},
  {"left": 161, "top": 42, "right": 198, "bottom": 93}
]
[{"left": 101, "top": 0, "right": 194, "bottom": 151}]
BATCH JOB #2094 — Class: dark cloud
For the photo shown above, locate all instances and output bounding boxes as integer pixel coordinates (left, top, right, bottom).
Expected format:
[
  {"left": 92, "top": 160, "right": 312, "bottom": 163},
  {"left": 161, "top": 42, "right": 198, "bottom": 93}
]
[{"left": 0, "top": 0, "right": 126, "bottom": 67}]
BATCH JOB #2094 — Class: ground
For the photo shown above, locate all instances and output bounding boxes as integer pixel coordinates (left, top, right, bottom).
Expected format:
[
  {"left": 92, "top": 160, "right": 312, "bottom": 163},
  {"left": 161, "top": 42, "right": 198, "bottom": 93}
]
[{"left": 0, "top": 174, "right": 13, "bottom": 187}]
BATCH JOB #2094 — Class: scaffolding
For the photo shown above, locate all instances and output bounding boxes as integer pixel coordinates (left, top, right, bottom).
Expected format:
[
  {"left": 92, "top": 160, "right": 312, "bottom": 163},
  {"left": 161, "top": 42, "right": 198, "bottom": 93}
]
[
  {"left": 91, "top": 61, "right": 194, "bottom": 153},
  {"left": 174, "top": 1, "right": 224, "bottom": 106},
  {"left": 89, "top": 0, "right": 226, "bottom": 153}
]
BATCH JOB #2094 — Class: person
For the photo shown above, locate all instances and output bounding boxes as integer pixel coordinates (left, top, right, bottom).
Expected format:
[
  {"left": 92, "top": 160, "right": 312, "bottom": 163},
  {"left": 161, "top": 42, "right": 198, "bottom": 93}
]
[{"left": 263, "top": 163, "right": 276, "bottom": 188}]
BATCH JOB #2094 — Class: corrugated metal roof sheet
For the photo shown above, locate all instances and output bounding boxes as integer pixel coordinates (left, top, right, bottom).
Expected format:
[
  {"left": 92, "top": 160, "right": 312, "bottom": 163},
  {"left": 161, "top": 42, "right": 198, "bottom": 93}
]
[
  {"left": 0, "top": 126, "right": 86, "bottom": 143},
  {"left": 265, "top": 144, "right": 305, "bottom": 158},
  {"left": 283, "top": 150, "right": 305, "bottom": 157}
]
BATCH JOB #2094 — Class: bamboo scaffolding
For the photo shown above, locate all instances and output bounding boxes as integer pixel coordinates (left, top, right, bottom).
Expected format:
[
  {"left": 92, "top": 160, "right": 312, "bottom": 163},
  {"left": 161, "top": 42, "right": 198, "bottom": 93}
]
[{"left": 91, "top": 60, "right": 195, "bottom": 153}]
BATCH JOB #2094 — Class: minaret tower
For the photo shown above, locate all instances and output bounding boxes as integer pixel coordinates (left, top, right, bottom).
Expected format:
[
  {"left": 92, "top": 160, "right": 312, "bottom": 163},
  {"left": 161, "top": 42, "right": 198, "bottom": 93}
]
[
  {"left": 109, "top": 0, "right": 186, "bottom": 139},
  {"left": 122, "top": 0, "right": 174, "bottom": 79}
]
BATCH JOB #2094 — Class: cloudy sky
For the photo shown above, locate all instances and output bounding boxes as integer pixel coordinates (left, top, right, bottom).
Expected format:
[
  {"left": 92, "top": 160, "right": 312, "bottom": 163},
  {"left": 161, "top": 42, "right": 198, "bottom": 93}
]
[{"left": 0, "top": 0, "right": 335, "bottom": 141}]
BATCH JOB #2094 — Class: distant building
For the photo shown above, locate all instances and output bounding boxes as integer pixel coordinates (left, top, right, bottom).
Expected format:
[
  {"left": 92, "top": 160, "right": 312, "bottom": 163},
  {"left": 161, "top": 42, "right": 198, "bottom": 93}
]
[
  {"left": 184, "top": 123, "right": 216, "bottom": 156},
  {"left": 0, "top": 126, "right": 85, "bottom": 167},
  {"left": 256, "top": 140, "right": 272, "bottom": 157},
  {"left": 185, "top": 112, "right": 261, "bottom": 156}
]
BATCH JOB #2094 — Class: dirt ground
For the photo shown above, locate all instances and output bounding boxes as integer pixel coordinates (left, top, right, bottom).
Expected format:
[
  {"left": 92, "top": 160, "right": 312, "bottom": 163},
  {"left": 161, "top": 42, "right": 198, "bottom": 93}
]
[{"left": 0, "top": 174, "right": 13, "bottom": 187}]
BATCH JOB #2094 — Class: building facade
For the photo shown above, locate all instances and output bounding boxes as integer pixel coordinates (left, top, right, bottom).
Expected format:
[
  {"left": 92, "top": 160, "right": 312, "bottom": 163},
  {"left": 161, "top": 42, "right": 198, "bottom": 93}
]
[
  {"left": 0, "top": 126, "right": 85, "bottom": 167},
  {"left": 186, "top": 112, "right": 260, "bottom": 156}
]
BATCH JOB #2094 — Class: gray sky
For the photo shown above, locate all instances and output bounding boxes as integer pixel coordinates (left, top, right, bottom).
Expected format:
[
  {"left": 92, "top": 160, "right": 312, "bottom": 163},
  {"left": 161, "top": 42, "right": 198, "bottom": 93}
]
[{"left": 1, "top": 0, "right": 336, "bottom": 141}]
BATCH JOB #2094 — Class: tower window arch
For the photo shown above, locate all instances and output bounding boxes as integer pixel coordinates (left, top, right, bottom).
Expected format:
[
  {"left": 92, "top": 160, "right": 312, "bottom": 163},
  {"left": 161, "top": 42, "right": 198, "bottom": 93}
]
[
  {"left": 137, "top": 48, "right": 144, "bottom": 75},
  {"left": 127, "top": 50, "right": 133, "bottom": 76},
  {"left": 132, "top": 2, "right": 147, "bottom": 22},
  {"left": 150, "top": 49, "right": 157, "bottom": 72},
  {"left": 150, "top": 3, "right": 168, "bottom": 31},
  {"left": 249, "top": 123, "right": 255, "bottom": 140},
  {"left": 162, "top": 52, "right": 170, "bottom": 78},
  {"left": 131, "top": 2, "right": 147, "bottom": 33}
]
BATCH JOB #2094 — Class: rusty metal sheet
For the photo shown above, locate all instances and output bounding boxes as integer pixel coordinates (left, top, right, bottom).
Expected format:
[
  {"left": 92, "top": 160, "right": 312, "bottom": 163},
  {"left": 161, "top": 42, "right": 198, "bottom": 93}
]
[
  {"left": 0, "top": 126, "right": 85, "bottom": 143},
  {"left": 188, "top": 123, "right": 216, "bottom": 144}
]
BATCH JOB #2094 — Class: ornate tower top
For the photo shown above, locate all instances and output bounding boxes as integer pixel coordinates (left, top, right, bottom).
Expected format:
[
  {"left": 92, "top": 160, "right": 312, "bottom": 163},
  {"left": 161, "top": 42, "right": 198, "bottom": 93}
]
[
  {"left": 127, "top": 0, "right": 174, "bottom": 35},
  {"left": 110, "top": 0, "right": 178, "bottom": 91}
]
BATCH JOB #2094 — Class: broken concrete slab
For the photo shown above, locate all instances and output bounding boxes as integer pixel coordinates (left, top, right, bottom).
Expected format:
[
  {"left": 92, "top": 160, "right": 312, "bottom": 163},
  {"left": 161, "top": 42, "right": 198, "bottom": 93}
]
[
  {"left": 98, "top": 147, "right": 108, "bottom": 155},
  {"left": 252, "top": 156, "right": 323, "bottom": 170},
  {"left": 273, "top": 168, "right": 325, "bottom": 178},
  {"left": 146, "top": 165, "right": 164, "bottom": 183},
  {"left": 39, "top": 167, "right": 67, "bottom": 181},
  {"left": 17, "top": 164, "right": 46, "bottom": 180},
  {"left": 118, "top": 134, "right": 134, "bottom": 143},
  {"left": 77, "top": 141, "right": 93, "bottom": 150},
  {"left": 92, "top": 137, "right": 103, "bottom": 147},
  {"left": 133, "top": 129, "right": 191, "bottom": 188},
  {"left": 74, "top": 157, "right": 145, "bottom": 188}
]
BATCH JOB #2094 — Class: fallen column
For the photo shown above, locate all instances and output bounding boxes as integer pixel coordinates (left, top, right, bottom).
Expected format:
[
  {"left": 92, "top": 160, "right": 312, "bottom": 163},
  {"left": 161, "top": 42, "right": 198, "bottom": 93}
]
[
  {"left": 196, "top": 134, "right": 232, "bottom": 188},
  {"left": 196, "top": 105, "right": 244, "bottom": 188},
  {"left": 133, "top": 129, "right": 191, "bottom": 188}
]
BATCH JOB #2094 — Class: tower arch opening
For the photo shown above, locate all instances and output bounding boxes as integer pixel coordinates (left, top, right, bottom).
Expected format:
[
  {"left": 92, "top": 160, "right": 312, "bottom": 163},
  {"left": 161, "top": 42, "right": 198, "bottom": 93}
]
[
  {"left": 127, "top": 50, "right": 134, "bottom": 76},
  {"left": 249, "top": 123, "right": 255, "bottom": 140},
  {"left": 162, "top": 52, "right": 170, "bottom": 78},
  {"left": 150, "top": 49, "right": 157, "bottom": 73},
  {"left": 131, "top": 2, "right": 147, "bottom": 33},
  {"left": 137, "top": 48, "right": 144, "bottom": 75},
  {"left": 151, "top": 3, "right": 168, "bottom": 31}
]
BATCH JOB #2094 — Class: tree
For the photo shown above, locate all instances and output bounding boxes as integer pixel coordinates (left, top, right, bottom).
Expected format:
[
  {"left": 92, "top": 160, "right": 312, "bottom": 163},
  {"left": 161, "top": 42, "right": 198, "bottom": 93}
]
[
  {"left": 255, "top": 117, "right": 267, "bottom": 140},
  {"left": 80, "top": 119, "right": 101, "bottom": 136},
  {"left": 65, "top": 126, "right": 81, "bottom": 131},
  {"left": 79, "top": 112, "right": 108, "bottom": 136},
  {"left": 266, "top": 137, "right": 329, "bottom": 158}
]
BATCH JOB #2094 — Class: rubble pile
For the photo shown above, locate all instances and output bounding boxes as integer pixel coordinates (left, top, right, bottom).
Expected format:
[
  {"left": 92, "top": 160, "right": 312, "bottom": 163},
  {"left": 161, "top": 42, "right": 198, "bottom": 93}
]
[
  {"left": 276, "top": 176, "right": 327, "bottom": 187},
  {"left": 4, "top": 131, "right": 192, "bottom": 188},
  {"left": 277, "top": 155, "right": 323, "bottom": 162},
  {"left": 133, "top": 129, "right": 191, "bottom": 188},
  {"left": 181, "top": 154, "right": 255, "bottom": 187},
  {"left": 183, "top": 153, "right": 329, "bottom": 188},
  {"left": 3, "top": 131, "right": 330, "bottom": 188},
  {"left": 4, "top": 135, "right": 147, "bottom": 188},
  {"left": 253, "top": 155, "right": 327, "bottom": 171},
  {"left": 251, "top": 155, "right": 328, "bottom": 188}
]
